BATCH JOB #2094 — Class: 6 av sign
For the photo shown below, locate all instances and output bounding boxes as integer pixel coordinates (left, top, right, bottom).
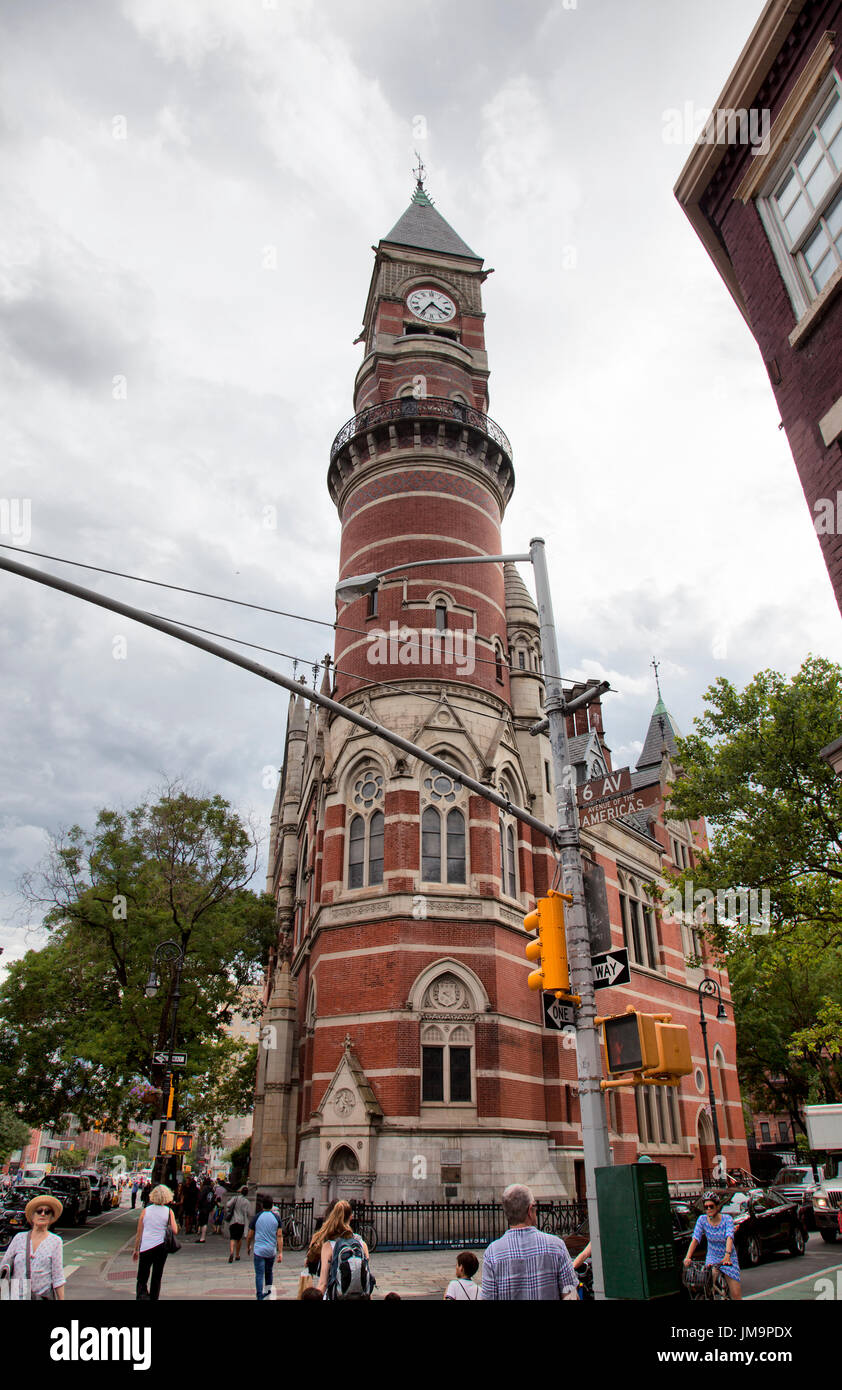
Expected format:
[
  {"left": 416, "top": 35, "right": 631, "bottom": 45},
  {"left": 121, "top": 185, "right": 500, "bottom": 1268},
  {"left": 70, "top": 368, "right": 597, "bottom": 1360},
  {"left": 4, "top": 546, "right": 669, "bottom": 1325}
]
[{"left": 152, "top": 1050, "right": 187, "bottom": 1068}]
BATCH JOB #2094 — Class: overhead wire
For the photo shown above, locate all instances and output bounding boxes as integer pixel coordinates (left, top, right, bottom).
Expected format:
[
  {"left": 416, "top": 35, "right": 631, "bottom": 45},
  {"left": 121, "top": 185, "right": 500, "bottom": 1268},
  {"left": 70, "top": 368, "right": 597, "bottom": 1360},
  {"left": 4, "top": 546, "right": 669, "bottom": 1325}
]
[{"left": 0, "top": 540, "right": 595, "bottom": 685}]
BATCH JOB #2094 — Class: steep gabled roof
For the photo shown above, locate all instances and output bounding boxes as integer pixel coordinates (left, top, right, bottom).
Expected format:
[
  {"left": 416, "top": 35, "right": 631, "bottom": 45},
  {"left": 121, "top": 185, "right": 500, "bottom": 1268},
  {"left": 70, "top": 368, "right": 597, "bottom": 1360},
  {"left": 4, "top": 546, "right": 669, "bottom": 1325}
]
[
  {"left": 636, "top": 695, "right": 682, "bottom": 773},
  {"left": 382, "top": 184, "right": 479, "bottom": 260}
]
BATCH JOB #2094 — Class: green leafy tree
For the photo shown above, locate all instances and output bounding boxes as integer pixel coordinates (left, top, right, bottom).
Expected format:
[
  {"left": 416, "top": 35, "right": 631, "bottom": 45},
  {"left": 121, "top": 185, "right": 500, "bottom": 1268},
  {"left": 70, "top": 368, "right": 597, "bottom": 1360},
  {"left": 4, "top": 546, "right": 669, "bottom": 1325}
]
[
  {"left": 664, "top": 656, "right": 842, "bottom": 1114},
  {"left": 0, "top": 1107, "right": 31, "bottom": 1165},
  {"left": 0, "top": 785, "right": 275, "bottom": 1135}
]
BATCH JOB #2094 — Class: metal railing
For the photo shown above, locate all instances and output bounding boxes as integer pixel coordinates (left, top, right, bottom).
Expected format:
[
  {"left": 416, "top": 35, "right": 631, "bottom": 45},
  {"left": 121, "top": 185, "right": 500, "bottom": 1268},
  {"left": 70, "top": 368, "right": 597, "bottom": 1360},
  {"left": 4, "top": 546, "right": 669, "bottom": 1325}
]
[
  {"left": 329, "top": 396, "right": 513, "bottom": 466},
  {"left": 346, "top": 1199, "right": 586, "bottom": 1251}
]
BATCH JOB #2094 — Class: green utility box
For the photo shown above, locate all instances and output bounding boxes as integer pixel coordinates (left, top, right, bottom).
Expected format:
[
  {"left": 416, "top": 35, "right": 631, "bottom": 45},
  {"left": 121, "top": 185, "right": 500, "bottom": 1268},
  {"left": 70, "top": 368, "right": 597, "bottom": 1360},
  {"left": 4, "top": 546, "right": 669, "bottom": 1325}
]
[{"left": 595, "top": 1162, "right": 680, "bottom": 1300}]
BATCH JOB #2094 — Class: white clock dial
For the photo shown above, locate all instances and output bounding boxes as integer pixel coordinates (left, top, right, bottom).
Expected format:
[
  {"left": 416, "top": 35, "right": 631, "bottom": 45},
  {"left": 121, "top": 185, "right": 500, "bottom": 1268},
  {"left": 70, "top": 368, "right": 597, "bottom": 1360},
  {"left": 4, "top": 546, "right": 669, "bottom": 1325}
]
[{"left": 407, "top": 288, "right": 456, "bottom": 324}]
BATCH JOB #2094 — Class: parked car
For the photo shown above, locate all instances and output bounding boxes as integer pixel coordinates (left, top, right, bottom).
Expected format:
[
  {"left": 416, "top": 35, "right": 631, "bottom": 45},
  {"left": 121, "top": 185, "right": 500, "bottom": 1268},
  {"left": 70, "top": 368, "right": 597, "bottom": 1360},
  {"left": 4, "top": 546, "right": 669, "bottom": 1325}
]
[
  {"left": 0, "top": 1184, "right": 54, "bottom": 1251},
  {"left": 769, "top": 1165, "right": 823, "bottom": 1231},
  {"left": 40, "top": 1173, "right": 91, "bottom": 1226},
  {"left": 562, "top": 1205, "right": 696, "bottom": 1296},
  {"left": 716, "top": 1188, "right": 807, "bottom": 1266},
  {"left": 80, "top": 1171, "right": 114, "bottom": 1216}
]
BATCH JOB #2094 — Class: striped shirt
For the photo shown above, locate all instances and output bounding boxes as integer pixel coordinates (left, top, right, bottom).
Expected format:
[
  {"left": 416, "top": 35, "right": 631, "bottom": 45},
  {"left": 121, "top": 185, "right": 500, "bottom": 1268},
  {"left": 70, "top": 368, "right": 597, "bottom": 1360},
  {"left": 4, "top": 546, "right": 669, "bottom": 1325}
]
[{"left": 481, "top": 1226, "right": 578, "bottom": 1301}]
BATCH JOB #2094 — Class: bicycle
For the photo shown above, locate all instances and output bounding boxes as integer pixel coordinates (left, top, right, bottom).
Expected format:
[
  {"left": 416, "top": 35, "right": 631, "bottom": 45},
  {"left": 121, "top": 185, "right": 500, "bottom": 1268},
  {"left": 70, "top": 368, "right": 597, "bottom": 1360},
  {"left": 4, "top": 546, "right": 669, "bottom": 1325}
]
[
  {"left": 354, "top": 1220, "right": 378, "bottom": 1253},
  {"left": 280, "top": 1212, "right": 309, "bottom": 1252},
  {"left": 682, "top": 1260, "right": 732, "bottom": 1301}
]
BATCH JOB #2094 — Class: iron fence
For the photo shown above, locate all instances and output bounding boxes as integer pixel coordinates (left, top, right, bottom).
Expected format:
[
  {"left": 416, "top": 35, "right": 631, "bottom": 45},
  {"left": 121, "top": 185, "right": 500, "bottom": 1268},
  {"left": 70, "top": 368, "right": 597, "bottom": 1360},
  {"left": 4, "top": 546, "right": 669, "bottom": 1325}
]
[{"left": 347, "top": 1199, "right": 587, "bottom": 1252}]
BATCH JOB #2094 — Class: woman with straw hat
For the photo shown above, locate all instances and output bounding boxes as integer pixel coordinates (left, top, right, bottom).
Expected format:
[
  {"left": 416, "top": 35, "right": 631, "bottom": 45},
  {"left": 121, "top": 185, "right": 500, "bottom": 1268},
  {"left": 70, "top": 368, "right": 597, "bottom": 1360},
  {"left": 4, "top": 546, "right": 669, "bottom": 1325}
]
[{"left": 0, "top": 1192, "right": 66, "bottom": 1300}]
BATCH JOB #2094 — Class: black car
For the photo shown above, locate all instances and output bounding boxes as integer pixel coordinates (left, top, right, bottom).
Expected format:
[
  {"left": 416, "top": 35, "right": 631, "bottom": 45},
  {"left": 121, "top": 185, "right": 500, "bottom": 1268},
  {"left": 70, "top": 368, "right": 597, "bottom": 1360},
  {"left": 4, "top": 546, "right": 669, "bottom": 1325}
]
[
  {"left": 0, "top": 1185, "right": 55, "bottom": 1251},
  {"left": 40, "top": 1173, "right": 92, "bottom": 1226},
  {"left": 712, "top": 1188, "right": 806, "bottom": 1266}
]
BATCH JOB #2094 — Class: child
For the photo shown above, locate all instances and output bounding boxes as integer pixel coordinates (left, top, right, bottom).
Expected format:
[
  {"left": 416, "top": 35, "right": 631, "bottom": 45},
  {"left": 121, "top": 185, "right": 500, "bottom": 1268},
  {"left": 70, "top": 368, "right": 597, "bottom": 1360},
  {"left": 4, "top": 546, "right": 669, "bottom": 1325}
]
[{"left": 444, "top": 1250, "right": 482, "bottom": 1300}]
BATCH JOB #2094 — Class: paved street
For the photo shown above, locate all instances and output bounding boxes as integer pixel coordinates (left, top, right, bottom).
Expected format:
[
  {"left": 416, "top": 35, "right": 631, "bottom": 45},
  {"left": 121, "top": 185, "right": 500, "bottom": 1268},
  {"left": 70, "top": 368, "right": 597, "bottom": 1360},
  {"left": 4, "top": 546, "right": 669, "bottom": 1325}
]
[{"left": 54, "top": 1198, "right": 842, "bottom": 1302}]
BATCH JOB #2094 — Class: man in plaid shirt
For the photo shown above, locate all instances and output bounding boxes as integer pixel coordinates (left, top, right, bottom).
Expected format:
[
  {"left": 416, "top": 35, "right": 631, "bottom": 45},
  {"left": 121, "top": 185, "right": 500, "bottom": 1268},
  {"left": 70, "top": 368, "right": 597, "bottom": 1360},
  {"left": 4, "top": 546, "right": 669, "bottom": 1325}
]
[{"left": 481, "top": 1184, "right": 579, "bottom": 1301}]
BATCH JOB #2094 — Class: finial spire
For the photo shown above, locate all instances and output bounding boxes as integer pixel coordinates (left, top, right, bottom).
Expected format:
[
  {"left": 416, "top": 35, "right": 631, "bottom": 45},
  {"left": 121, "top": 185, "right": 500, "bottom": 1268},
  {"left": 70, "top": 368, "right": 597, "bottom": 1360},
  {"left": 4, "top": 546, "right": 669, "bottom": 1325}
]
[
  {"left": 652, "top": 656, "right": 662, "bottom": 700},
  {"left": 410, "top": 151, "right": 434, "bottom": 206},
  {"left": 413, "top": 150, "right": 426, "bottom": 189}
]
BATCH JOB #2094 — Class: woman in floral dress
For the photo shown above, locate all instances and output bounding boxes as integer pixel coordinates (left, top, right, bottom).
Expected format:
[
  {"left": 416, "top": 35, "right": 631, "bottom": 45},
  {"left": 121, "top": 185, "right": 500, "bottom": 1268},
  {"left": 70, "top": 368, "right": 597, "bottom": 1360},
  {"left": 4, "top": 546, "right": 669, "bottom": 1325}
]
[{"left": 684, "top": 1191, "right": 742, "bottom": 1300}]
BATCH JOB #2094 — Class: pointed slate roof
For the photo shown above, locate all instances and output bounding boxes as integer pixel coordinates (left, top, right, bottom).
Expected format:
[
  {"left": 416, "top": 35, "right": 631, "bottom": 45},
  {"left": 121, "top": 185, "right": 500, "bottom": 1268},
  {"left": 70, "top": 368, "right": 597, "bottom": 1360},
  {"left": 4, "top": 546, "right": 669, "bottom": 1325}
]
[
  {"left": 504, "top": 562, "right": 538, "bottom": 617},
  {"left": 382, "top": 183, "right": 479, "bottom": 260},
  {"left": 636, "top": 695, "right": 682, "bottom": 773}
]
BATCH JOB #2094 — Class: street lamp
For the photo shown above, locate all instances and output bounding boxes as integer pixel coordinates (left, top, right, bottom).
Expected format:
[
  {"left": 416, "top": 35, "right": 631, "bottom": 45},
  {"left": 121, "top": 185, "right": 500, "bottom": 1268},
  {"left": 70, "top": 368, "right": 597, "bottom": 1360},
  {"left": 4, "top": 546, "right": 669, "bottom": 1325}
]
[
  {"left": 698, "top": 977, "right": 727, "bottom": 1186},
  {"left": 336, "top": 539, "right": 613, "bottom": 1298},
  {"left": 146, "top": 940, "right": 186, "bottom": 1185}
]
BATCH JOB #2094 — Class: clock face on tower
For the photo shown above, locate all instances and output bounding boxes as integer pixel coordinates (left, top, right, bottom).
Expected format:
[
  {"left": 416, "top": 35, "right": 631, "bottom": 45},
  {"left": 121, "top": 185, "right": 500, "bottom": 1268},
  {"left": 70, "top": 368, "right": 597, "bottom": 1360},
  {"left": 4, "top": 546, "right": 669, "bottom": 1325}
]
[{"left": 406, "top": 288, "right": 456, "bottom": 324}]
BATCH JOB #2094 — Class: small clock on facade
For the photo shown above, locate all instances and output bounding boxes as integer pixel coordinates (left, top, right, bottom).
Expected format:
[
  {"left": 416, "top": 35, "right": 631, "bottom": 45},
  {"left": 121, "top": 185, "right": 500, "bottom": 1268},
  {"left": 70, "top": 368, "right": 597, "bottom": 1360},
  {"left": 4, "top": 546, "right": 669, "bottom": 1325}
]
[{"left": 406, "top": 288, "right": 456, "bottom": 324}]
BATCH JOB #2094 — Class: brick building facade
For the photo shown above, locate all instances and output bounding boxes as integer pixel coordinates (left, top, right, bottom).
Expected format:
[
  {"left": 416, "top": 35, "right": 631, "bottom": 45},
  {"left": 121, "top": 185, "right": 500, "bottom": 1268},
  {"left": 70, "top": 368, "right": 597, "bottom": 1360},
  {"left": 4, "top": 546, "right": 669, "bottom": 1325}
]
[
  {"left": 249, "top": 182, "right": 749, "bottom": 1206},
  {"left": 675, "top": 0, "right": 842, "bottom": 614}
]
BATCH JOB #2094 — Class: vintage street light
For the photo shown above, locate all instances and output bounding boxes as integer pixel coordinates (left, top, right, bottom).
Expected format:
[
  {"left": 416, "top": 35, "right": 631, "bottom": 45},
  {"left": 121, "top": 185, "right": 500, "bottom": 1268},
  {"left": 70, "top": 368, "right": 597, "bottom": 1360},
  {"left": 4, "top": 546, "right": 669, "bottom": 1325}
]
[{"left": 698, "top": 976, "right": 728, "bottom": 1185}]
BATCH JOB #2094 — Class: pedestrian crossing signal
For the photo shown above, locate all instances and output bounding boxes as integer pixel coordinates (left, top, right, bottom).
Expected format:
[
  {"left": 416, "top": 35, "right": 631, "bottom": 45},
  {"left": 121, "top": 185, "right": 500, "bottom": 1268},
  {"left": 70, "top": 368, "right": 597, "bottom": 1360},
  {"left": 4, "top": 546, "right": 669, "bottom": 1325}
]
[
  {"left": 159, "top": 1130, "right": 193, "bottom": 1155},
  {"left": 597, "top": 1006, "right": 692, "bottom": 1088}
]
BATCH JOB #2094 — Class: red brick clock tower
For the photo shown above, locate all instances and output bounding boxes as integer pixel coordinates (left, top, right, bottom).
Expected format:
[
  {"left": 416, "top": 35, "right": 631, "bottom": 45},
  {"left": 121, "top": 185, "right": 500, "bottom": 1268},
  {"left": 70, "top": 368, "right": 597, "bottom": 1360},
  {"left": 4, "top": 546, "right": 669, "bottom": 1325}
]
[
  {"left": 251, "top": 178, "right": 567, "bottom": 1205},
  {"left": 250, "top": 180, "right": 750, "bottom": 1204}
]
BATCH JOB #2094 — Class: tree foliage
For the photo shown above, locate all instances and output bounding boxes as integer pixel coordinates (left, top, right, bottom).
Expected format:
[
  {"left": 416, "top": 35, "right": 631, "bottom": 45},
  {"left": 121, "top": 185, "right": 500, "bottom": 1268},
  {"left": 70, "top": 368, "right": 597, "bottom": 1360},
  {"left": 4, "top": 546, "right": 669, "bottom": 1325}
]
[
  {"left": 0, "top": 1107, "right": 31, "bottom": 1166},
  {"left": 0, "top": 786, "right": 275, "bottom": 1137},
  {"left": 664, "top": 656, "right": 842, "bottom": 1113}
]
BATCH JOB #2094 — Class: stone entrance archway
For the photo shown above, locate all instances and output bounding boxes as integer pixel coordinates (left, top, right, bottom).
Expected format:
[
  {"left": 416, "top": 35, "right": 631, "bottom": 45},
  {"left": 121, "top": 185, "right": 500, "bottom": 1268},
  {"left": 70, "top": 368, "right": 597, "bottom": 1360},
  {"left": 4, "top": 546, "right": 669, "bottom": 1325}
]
[
  {"left": 697, "top": 1109, "right": 715, "bottom": 1181},
  {"left": 326, "top": 1145, "right": 360, "bottom": 1204}
]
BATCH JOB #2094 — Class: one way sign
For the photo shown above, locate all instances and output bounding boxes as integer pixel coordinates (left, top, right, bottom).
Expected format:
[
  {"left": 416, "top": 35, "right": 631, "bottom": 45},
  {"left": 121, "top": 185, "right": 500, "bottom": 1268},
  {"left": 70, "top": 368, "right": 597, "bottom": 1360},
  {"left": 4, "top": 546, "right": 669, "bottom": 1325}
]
[{"left": 591, "top": 948, "right": 630, "bottom": 990}]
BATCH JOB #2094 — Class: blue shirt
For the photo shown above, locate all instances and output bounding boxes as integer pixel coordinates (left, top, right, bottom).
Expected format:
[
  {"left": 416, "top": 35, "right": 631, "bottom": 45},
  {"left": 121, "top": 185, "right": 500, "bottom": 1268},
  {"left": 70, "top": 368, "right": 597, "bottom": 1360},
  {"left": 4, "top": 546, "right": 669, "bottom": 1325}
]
[
  {"left": 249, "top": 1210, "right": 281, "bottom": 1257},
  {"left": 481, "top": 1227, "right": 578, "bottom": 1301}
]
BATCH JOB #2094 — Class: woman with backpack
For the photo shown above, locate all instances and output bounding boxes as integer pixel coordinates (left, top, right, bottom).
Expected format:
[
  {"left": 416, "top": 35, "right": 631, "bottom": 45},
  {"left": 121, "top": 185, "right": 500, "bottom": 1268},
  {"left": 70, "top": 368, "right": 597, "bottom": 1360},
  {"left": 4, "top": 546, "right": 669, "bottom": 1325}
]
[{"left": 315, "top": 1200, "right": 373, "bottom": 1300}]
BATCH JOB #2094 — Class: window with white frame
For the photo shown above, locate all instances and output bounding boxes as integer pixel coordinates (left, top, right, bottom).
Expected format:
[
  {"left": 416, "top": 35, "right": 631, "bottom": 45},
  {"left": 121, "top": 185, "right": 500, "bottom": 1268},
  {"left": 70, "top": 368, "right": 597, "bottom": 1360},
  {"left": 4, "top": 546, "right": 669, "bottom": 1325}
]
[
  {"left": 347, "top": 766, "right": 385, "bottom": 888},
  {"left": 759, "top": 73, "right": 842, "bottom": 312},
  {"left": 498, "top": 813, "right": 519, "bottom": 900},
  {"left": 618, "top": 871, "right": 661, "bottom": 972},
  {"left": 635, "top": 1085, "right": 681, "bottom": 1147},
  {"left": 420, "top": 772, "right": 466, "bottom": 884}
]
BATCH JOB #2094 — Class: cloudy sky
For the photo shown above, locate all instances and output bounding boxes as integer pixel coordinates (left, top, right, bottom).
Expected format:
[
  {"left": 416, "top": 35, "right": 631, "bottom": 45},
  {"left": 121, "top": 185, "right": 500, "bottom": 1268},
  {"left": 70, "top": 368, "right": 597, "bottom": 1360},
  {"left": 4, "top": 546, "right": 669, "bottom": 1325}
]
[{"left": 2, "top": 0, "right": 840, "bottom": 969}]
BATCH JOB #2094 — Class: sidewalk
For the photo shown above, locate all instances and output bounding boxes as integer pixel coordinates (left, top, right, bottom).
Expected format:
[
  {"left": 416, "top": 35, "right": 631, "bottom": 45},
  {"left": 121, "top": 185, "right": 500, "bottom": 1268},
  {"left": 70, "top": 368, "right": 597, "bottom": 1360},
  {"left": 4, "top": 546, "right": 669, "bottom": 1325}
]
[{"left": 65, "top": 1211, "right": 463, "bottom": 1300}]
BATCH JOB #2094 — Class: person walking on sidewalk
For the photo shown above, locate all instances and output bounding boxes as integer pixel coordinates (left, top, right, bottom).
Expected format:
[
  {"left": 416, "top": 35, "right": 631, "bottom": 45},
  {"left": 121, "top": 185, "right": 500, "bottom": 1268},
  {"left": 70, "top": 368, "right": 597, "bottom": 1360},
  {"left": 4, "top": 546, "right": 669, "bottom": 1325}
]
[
  {"left": 133, "top": 1185, "right": 178, "bottom": 1301},
  {"left": 182, "top": 1176, "right": 198, "bottom": 1234},
  {"left": 196, "top": 1179, "right": 215, "bottom": 1243},
  {"left": 481, "top": 1185, "right": 579, "bottom": 1301},
  {"left": 131, "top": 1178, "right": 140, "bottom": 1209},
  {"left": 226, "top": 1186, "right": 251, "bottom": 1264},
  {"left": 246, "top": 1194, "right": 283, "bottom": 1300}
]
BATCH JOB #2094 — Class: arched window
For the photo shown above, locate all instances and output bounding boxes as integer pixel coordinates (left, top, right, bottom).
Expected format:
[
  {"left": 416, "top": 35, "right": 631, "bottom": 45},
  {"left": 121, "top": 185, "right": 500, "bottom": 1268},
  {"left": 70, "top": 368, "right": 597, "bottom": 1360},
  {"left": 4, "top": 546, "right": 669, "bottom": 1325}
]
[
  {"left": 348, "top": 816, "right": 365, "bottom": 889},
  {"left": 494, "top": 643, "right": 504, "bottom": 684},
  {"left": 435, "top": 601, "right": 447, "bottom": 632},
  {"left": 618, "top": 871, "right": 661, "bottom": 972},
  {"left": 295, "top": 834, "right": 309, "bottom": 948},
  {"left": 346, "top": 766, "right": 386, "bottom": 889},
  {"left": 714, "top": 1048, "right": 731, "bottom": 1139},
  {"left": 499, "top": 817, "right": 518, "bottom": 899},
  {"left": 369, "top": 810, "right": 384, "bottom": 885},
  {"left": 421, "top": 773, "right": 467, "bottom": 884},
  {"left": 446, "top": 808, "right": 466, "bottom": 884},
  {"left": 420, "top": 985, "right": 475, "bottom": 1104}
]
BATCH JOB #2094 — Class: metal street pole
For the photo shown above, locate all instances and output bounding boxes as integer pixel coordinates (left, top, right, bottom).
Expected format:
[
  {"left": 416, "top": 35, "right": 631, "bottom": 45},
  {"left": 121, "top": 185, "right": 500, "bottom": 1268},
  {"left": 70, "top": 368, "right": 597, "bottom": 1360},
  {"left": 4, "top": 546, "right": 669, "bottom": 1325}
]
[
  {"left": 698, "top": 978, "right": 725, "bottom": 1185},
  {"left": 530, "top": 536, "right": 612, "bottom": 1301}
]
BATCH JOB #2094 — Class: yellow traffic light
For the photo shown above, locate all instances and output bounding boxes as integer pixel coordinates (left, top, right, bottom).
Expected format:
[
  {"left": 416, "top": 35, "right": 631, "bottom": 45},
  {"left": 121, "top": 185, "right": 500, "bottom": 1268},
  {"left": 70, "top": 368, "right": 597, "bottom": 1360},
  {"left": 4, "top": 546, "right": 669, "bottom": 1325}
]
[
  {"left": 597, "top": 1006, "right": 692, "bottom": 1088},
  {"left": 523, "top": 890, "right": 573, "bottom": 997}
]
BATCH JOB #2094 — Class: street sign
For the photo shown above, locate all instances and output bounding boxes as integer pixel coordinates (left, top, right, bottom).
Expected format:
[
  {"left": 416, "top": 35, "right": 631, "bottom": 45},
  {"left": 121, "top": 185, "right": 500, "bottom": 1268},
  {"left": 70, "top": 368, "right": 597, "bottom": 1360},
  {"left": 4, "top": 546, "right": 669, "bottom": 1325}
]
[
  {"left": 592, "top": 948, "right": 631, "bottom": 990},
  {"left": 152, "top": 1050, "right": 187, "bottom": 1068},
  {"left": 543, "top": 993, "right": 576, "bottom": 1029},
  {"left": 577, "top": 767, "right": 632, "bottom": 807},
  {"left": 578, "top": 782, "right": 660, "bottom": 831}
]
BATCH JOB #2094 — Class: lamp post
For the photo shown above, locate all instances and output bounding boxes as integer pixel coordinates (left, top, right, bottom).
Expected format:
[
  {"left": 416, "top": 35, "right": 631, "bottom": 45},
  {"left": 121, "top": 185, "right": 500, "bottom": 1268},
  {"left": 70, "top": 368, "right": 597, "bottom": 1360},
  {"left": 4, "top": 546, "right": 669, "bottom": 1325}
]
[
  {"left": 145, "top": 940, "right": 186, "bottom": 1186},
  {"left": 698, "top": 977, "right": 728, "bottom": 1185},
  {"left": 336, "top": 538, "right": 613, "bottom": 1298}
]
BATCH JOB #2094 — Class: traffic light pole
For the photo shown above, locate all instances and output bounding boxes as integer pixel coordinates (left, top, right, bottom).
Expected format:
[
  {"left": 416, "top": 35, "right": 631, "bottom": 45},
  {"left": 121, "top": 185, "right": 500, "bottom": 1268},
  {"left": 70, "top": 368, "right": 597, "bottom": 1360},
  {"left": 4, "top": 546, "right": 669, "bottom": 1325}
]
[{"left": 529, "top": 537, "right": 612, "bottom": 1301}]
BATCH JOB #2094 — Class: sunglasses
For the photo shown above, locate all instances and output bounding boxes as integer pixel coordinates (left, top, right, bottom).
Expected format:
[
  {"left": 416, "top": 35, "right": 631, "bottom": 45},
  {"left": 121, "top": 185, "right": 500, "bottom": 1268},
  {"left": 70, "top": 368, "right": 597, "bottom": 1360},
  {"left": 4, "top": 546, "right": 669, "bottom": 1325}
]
[
  {"left": 33, "top": 1207, "right": 53, "bottom": 1216},
  {"left": 703, "top": 1202, "right": 718, "bottom": 1209}
]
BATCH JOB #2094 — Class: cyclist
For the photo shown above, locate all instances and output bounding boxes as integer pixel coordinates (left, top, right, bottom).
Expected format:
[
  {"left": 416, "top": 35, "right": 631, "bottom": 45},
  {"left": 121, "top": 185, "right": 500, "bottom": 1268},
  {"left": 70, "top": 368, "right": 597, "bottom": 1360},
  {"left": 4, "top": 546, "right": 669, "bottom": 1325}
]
[{"left": 684, "top": 1192, "right": 741, "bottom": 1301}]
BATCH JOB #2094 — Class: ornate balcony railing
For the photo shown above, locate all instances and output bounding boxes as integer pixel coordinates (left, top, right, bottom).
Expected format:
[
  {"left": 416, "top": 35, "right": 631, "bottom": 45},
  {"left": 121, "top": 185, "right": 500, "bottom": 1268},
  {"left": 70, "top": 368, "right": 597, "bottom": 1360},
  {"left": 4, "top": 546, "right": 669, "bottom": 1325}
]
[{"left": 329, "top": 395, "right": 513, "bottom": 467}]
